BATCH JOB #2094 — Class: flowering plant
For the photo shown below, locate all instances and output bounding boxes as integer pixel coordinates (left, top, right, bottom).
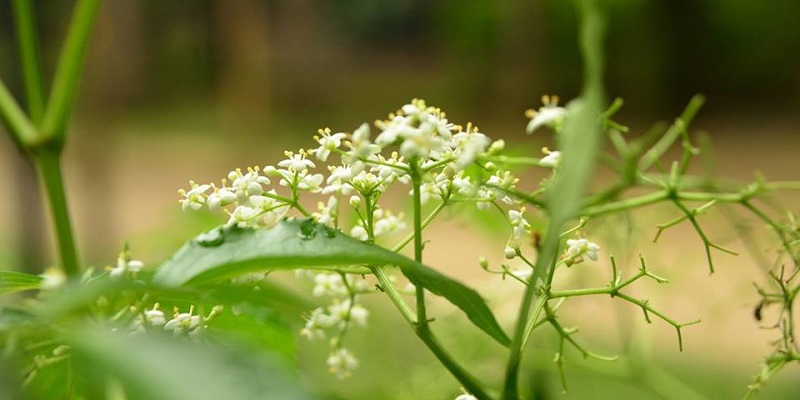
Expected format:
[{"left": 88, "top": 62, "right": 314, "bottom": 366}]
[{"left": 0, "top": 1, "right": 798, "bottom": 399}]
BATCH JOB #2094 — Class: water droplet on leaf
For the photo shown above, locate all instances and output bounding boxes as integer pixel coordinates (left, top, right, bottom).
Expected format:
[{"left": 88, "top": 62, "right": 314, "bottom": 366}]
[{"left": 195, "top": 228, "right": 224, "bottom": 247}]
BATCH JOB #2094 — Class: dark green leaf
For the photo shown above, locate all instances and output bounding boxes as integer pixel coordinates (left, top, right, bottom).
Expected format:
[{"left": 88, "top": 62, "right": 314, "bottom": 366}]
[
  {"left": 0, "top": 271, "right": 42, "bottom": 295},
  {"left": 398, "top": 263, "right": 511, "bottom": 347},
  {"left": 154, "top": 219, "right": 408, "bottom": 286},
  {"left": 155, "top": 218, "right": 510, "bottom": 346}
]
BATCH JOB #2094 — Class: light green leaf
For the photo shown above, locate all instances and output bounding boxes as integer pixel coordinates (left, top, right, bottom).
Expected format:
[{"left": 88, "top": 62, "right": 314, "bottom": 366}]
[
  {"left": 0, "top": 271, "right": 43, "bottom": 296},
  {"left": 67, "top": 326, "right": 309, "bottom": 400},
  {"left": 154, "top": 218, "right": 510, "bottom": 347}
]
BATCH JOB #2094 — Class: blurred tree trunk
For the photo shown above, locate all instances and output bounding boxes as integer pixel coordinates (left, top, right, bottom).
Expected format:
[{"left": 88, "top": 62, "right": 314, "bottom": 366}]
[
  {"left": 11, "top": 149, "right": 48, "bottom": 273},
  {"left": 213, "top": 1, "right": 272, "bottom": 131},
  {"left": 654, "top": 0, "right": 709, "bottom": 107}
]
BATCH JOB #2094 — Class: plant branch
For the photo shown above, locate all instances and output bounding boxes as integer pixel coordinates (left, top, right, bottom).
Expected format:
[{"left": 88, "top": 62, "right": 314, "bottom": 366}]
[
  {"left": 0, "top": 79, "right": 39, "bottom": 145},
  {"left": 40, "top": 0, "right": 103, "bottom": 142},
  {"left": 34, "top": 148, "right": 80, "bottom": 277},
  {"left": 11, "top": 0, "right": 46, "bottom": 123}
]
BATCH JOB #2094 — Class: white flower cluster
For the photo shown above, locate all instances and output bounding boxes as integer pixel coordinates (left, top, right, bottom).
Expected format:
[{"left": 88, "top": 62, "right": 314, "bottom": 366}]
[
  {"left": 129, "top": 304, "right": 223, "bottom": 340},
  {"left": 297, "top": 270, "right": 371, "bottom": 379},
  {"left": 177, "top": 98, "right": 581, "bottom": 377},
  {"left": 108, "top": 253, "right": 144, "bottom": 280}
]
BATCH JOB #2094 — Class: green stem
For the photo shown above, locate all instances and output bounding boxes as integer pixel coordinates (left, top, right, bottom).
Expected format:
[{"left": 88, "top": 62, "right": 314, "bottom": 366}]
[
  {"left": 582, "top": 190, "right": 669, "bottom": 217},
  {"left": 391, "top": 201, "right": 446, "bottom": 252},
  {"left": 520, "top": 295, "right": 549, "bottom": 350},
  {"left": 637, "top": 95, "right": 705, "bottom": 171},
  {"left": 0, "top": 79, "right": 39, "bottom": 145},
  {"left": 411, "top": 164, "right": 426, "bottom": 323},
  {"left": 40, "top": 0, "right": 103, "bottom": 141},
  {"left": 11, "top": 0, "right": 46, "bottom": 123},
  {"left": 372, "top": 267, "right": 416, "bottom": 325},
  {"left": 33, "top": 148, "right": 80, "bottom": 277},
  {"left": 372, "top": 265, "right": 492, "bottom": 399}
]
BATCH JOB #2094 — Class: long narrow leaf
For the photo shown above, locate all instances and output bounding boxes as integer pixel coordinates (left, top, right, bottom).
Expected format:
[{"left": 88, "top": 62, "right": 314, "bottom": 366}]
[{"left": 0, "top": 271, "right": 43, "bottom": 296}]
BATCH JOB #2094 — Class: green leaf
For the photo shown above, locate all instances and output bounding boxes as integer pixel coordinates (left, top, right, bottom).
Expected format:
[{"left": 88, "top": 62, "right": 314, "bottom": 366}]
[
  {"left": 0, "top": 271, "right": 43, "bottom": 295},
  {"left": 154, "top": 219, "right": 408, "bottom": 286},
  {"left": 0, "top": 307, "right": 36, "bottom": 331},
  {"left": 155, "top": 218, "right": 510, "bottom": 347},
  {"left": 398, "top": 262, "right": 511, "bottom": 347},
  {"left": 67, "top": 326, "right": 309, "bottom": 400}
]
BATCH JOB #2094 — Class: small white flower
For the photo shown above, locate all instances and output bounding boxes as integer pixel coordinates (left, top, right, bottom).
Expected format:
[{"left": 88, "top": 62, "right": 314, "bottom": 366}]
[
  {"left": 229, "top": 168, "right": 270, "bottom": 201},
  {"left": 313, "top": 273, "right": 348, "bottom": 298},
  {"left": 325, "top": 299, "right": 369, "bottom": 327},
  {"left": 39, "top": 267, "right": 66, "bottom": 290},
  {"left": 132, "top": 304, "right": 166, "bottom": 331},
  {"left": 327, "top": 348, "right": 359, "bottom": 379},
  {"left": 509, "top": 268, "right": 532, "bottom": 280},
  {"left": 452, "top": 127, "right": 490, "bottom": 168},
  {"left": 350, "top": 225, "right": 369, "bottom": 241},
  {"left": 484, "top": 170, "right": 517, "bottom": 204},
  {"left": 526, "top": 95, "right": 567, "bottom": 133},
  {"left": 278, "top": 150, "right": 316, "bottom": 172},
  {"left": 399, "top": 129, "right": 448, "bottom": 159},
  {"left": 539, "top": 148, "right": 562, "bottom": 168},
  {"left": 313, "top": 197, "right": 338, "bottom": 226},
  {"left": 227, "top": 205, "right": 260, "bottom": 225},
  {"left": 301, "top": 308, "right": 330, "bottom": 340},
  {"left": 368, "top": 152, "right": 410, "bottom": 185},
  {"left": 109, "top": 255, "right": 145, "bottom": 279},
  {"left": 372, "top": 209, "right": 406, "bottom": 238},
  {"left": 313, "top": 128, "right": 347, "bottom": 162},
  {"left": 344, "top": 123, "right": 381, "bottom": 166},
  {"left": 509, "top": 207, "right": 531, "bottom": 240},
  {"left": 296, "top": 171, "right": 324, "bottom": 192},
  {"left": 451, "top": 172, "right": 477, "bottom": 197},
  {"left": 455, "top": 391, "right": 478, "bottom": 400},
  {"left": 207, "top": 187, "right": 237, "bottom": 211},
  {"left": 349, "top": 170, "right": 385, "bottom": 194},
  {"left": 349, "top": 304, "right": 369, "bottom": 326},
  {"left": 164, "top": 307, "right": 202, "bottom": 337},
  {"left": 179, "top": 182, "right": 211, "bottom": 212},
  {"left": 564, "top": 238, "right": 600, "bottom": 265},
  {"left": 126, "top": 260, "right": 144, "bottom": 273}
]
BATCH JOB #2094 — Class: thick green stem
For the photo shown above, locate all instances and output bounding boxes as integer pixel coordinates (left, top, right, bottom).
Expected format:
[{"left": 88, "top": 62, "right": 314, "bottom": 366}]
[
  {"left": 12, "top": 0, "right": 46, "bottom": 123},
  {"left": 40, "top": 0, "right": 103, "bottom": 141},
  {"left": 34, "top": 148, "right": 80, "bottom": 277}
]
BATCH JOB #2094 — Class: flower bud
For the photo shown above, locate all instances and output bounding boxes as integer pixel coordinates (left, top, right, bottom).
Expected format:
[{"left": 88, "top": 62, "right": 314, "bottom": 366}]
[
  {"left": 349, "top": 196, "right": 361, "bottom": 208},
  {"left": 489, "top": 139, "right": 505, "bottom": 154}
]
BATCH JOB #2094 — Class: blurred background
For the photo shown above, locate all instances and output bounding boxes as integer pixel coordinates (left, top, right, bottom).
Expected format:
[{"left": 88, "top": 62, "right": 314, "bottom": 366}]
[{"left": 1, "top": 0, "right": 799, "bottom": 398}]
